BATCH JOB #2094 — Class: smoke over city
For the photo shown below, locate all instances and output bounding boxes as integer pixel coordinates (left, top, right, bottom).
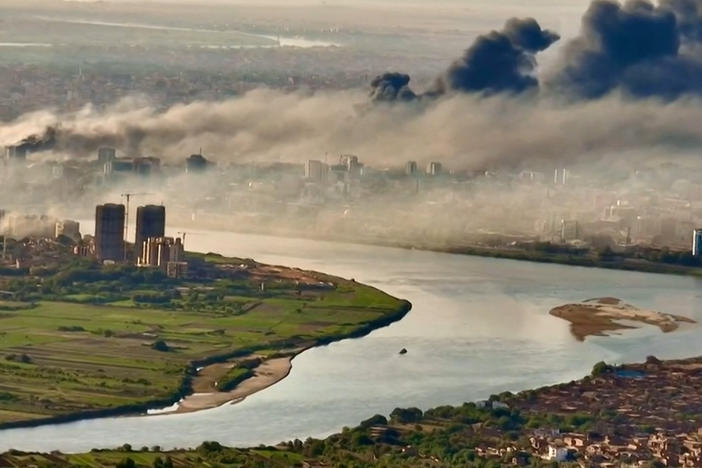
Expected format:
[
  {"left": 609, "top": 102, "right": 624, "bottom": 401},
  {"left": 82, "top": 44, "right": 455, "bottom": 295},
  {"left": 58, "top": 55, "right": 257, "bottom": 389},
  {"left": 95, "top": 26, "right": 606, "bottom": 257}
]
[
  {"left": 7, "top": 0, "right": 702, "bottom": 169},
  {"left": 375, "top": 0, "right": 702, "bottom": 102},
  {"left": 5, "top": 88, "right": 702, "bottom": 171},
  {"left": 6, "top": 0, "right": 702, "bottom": 237},
  {"left": 547, "top": 0, "right": 702, "bottom": 98},
  {"left": 430, "top": 18, "right": 559, "bottom": 96},
  {"left": 370, "top": 18, "right": 559, "bottom": 100}
]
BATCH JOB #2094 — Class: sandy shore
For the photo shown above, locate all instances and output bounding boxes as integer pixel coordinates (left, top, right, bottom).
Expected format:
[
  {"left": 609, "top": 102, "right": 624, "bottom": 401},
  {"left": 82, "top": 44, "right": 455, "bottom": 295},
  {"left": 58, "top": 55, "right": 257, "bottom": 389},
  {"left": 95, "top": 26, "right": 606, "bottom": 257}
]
[
  {"left": 550, "top": 297, "right": 696, "bottom": 341},
  {"left": 150, "top": 356, "right": 294, "bottom": 414}
]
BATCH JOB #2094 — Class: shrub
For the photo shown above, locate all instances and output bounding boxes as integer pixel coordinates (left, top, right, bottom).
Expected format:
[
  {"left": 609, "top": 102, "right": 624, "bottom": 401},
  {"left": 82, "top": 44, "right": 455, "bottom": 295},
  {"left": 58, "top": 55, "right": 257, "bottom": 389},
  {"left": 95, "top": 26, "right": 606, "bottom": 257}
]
[
  {"left": 151, "top": 340, "right": 170, "bottom": 352},
  {"left": 116, "top": 458, "right": 136, "bottom": 468},
  {"left": 591, "top": 361, "right": 611, "bottom": 377}
]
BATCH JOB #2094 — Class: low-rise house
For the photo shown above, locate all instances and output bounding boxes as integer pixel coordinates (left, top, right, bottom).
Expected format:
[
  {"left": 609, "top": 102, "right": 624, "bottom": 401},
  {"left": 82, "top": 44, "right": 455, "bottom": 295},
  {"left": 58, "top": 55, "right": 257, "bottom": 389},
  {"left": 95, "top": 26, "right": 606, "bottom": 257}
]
[
  {"left": 545, "top": 443, "right": 568, "bottom": 462},
  {"left": 564, "top": 433, "right": 586, "bottom": 447}
]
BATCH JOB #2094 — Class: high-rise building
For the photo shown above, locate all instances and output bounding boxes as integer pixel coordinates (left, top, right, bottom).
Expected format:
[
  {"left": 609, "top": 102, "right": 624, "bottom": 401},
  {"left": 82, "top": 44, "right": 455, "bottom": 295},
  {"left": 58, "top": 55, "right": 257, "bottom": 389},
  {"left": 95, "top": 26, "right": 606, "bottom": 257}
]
[
  {"left": 693, "top": 229, "right": 702, "bottom": 256},
  {"left": 55, "top": 220, "right": 81, "bottom": 242},
  {"left": 5, "top": 146, "right": 27, "bottom": 161},
  {"left": 97, "top": 147, "right": 116, "bottom": 164},
  {"left": 95, "top": 204, "right": 125, "bottom": 262},
  {"left": 339, "top": 154, "right": 363, "bottom": 176},
  {"left": 104, "top": 158, "right": 134, "bottom": 176},
  {"left": 340, "top": 154, "right": 359, "bottom": 170},
  {"left": 554, "top": 168, "right": 569, "bottom": 185},
  {"left": 305, "top": 160, "right": 328, "bottom": 181},
  {"left": 133, "top": 157, "right": 161, "bottom": 176},
  {"left": 406, "top": 161, "right": 418, "bottom": 176},
  {"left": 186, "top": 154, "right": 209, "bottom": 173},
  {"left": 140, "top": 237, "right": 184, "bottom": 269},
  {"left": 135, "top": 205, "right": 166, "bottom": 259},
  {"left": 426, "top": 162, "right": 443, "bottom": 176}
]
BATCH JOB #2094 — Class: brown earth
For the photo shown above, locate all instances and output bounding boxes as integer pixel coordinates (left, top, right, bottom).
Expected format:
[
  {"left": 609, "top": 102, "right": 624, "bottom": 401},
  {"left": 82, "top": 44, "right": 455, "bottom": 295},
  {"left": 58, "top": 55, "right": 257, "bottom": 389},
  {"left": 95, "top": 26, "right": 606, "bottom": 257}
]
[{"left": 550, "top": 297, "right": 695, "bottom": 341}]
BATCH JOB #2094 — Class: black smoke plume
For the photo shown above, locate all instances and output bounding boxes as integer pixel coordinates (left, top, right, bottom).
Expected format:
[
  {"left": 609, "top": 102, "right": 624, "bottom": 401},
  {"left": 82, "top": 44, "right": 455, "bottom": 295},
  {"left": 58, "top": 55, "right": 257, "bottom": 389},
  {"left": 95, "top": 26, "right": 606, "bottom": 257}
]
[
  {"left": 660, "top": 0, "right": 702, "bottom": 42},
  {"left": 550, "top": 0, "right": 702, "bottom": 99},
  {"left": 369, "top": 73, "right": 417, "bottom": 102},
  {"left": 432, "top": 18, "right": 559, "bottom": 95},
  {"left": 370, "top": 18, "right": 558, "bottom": 102}
]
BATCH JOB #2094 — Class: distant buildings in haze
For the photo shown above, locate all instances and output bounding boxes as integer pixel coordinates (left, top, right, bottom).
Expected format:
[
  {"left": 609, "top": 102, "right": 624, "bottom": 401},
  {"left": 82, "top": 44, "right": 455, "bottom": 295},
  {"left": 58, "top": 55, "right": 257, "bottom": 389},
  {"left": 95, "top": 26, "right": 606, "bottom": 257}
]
[
  {"left": 186, "top": 153, "right": 210, "bottom": 173},
  {"left": 55, "top": 220, "right": 81, "bottom": 242},
  {"left": 426, "top": 162, "right": 443, "bottom": 176},
  {"left": 305, "top": 160, "right": 328, "bottom": 181}
]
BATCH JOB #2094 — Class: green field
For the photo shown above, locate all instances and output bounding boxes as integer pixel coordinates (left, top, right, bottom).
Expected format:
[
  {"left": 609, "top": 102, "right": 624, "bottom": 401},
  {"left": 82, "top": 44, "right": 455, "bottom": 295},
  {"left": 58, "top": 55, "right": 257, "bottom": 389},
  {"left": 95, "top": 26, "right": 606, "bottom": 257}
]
[
  {"left": 0, "top": 445, "right": 306, "bottom": 468},
  {"left": 0, "top": 251, "right": 409, "bottom": 427}
]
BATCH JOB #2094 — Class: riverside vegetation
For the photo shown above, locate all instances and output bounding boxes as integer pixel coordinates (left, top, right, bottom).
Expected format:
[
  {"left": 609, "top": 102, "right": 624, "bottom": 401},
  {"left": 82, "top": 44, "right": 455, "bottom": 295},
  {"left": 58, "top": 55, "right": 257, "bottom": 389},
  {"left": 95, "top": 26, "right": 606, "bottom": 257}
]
[
  {"left": 3, "top": 357, "right": 701, "bottom": 467},
  {"left": 0, "top": 239, "right": 410, "bottom": 428}
]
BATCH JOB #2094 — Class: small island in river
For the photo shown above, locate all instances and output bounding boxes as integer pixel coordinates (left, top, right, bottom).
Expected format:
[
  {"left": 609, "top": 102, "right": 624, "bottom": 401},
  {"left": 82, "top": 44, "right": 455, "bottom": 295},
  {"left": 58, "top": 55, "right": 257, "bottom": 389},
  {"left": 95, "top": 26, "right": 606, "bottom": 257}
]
[{"left": 550, "top": 297, "right": 696, "bottom": 341}]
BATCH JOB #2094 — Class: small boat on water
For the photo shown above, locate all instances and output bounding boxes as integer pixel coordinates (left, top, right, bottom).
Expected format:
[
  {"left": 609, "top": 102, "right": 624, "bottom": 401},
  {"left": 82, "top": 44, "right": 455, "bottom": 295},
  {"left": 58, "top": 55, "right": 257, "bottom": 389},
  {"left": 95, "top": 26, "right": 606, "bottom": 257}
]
[{"left": 399, "top": 348, "right": 408, "bottom": 355}]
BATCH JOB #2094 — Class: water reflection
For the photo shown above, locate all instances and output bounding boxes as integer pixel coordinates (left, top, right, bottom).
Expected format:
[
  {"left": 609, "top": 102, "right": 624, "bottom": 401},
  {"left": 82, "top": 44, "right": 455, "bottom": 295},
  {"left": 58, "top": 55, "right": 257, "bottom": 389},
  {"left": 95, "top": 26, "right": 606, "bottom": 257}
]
[{"left": 1, "top": 230, "right": 701, "bottom": 452}]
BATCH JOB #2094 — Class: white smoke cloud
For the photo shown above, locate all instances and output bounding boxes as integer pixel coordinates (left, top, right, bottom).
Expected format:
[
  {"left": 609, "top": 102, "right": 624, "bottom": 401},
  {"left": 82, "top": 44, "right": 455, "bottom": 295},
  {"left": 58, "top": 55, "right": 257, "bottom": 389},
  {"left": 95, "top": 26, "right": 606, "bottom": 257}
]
[{"left": 3, "top": 88, "right": 702, "bottom": 171}]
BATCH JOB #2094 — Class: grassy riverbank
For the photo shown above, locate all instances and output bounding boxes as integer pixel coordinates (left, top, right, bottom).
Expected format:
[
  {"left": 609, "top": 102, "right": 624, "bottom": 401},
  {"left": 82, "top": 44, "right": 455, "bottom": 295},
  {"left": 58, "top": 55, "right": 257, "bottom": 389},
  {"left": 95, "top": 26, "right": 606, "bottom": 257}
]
[
  {"left": 0, "top": 247, "right": 410, "bottom": 429},
  {"left": 4, "top": 356, "right": 701, "bottom": 467}
]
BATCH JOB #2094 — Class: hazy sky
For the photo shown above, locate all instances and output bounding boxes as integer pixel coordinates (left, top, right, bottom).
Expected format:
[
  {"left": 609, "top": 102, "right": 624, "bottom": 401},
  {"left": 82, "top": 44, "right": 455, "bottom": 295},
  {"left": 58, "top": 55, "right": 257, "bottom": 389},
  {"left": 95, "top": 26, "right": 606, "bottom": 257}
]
[{"left": 51, "top": 0, "right": 591, "bottom": 39}]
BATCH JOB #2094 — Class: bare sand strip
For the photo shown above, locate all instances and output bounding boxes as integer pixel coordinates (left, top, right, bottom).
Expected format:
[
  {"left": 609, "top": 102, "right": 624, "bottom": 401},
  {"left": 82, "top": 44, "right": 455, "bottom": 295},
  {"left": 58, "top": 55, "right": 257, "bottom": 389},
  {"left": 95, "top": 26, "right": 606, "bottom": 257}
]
[
  {"left": 158, "top": 357, "right": 293, "bottom": 414},
  {"left": 550, "top": 297, "right": 696, "bottom": 341}
]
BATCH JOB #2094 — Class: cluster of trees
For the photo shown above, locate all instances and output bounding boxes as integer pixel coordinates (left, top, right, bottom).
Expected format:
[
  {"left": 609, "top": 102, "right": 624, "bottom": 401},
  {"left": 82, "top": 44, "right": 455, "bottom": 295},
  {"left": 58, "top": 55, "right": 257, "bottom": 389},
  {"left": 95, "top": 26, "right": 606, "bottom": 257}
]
[
  {"left": 272, "top": 397, "right": 603, "bottom": 467},
  {"left": 4, "top": 261, "right": 180, "bottom": 303},
  {"left": 217, "top": 358, "right": 261, "bottom": 391},
  {"left": 627, "top": 247, "right": 702, "bottom": 267}
]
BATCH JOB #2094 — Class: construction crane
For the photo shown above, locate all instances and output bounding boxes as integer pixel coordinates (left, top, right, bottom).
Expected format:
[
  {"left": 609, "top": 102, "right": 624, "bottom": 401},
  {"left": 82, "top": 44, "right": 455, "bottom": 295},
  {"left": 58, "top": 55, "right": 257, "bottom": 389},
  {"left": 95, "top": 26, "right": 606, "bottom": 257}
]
[
  {"left": 177, "top": 231, "right": 204, "bottom": 250},
  {"left": 120, "top": 192, "right": 154, "bottom": 260}
]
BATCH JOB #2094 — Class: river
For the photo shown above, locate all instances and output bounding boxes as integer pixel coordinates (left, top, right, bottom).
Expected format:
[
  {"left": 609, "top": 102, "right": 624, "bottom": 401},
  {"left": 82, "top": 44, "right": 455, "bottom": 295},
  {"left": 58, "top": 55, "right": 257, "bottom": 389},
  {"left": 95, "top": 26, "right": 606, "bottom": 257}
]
[
  {"left": 28, "top": 17, "right": 340, "bottom": 49},
  {"left": 1, "top": 229, "right": 702, "bottom": 452}
]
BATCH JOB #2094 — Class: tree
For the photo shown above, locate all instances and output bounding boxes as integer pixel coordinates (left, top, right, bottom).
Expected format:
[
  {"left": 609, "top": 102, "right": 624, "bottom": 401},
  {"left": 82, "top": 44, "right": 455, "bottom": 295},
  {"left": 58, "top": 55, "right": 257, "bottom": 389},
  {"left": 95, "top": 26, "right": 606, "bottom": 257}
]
[
  {"left": 360, "top": 414, "right": 388, "bottom": 428},
  {"left": 350, "top": 432, "right": 373, "bottom": 446},
  {"left": 591, "top": 361, "right": 611, "bottom": 377},
  {"left": 197, "top": 441, "right": 224, "bottom": 453},
  {"left": 116, "top": 458, "right": 136, "bottom": 468},
  {"left": 390, "top": 407, "right": 423, "bottom": 424}
]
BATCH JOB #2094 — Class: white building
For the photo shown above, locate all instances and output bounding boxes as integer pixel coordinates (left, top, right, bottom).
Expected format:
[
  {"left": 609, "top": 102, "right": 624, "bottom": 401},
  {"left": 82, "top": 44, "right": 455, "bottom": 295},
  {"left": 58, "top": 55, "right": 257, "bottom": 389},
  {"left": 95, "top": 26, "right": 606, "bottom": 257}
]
[
  {"left": 426, "top": 162, "right": 443, "bottom": 176},
  {"left": 554, "top": 168, "right": 569, "bottom": 185},
  {"left": 545, "top": 445, "right": 568, "bottom": 462},
  {"left": 692, "top": 229, "right": 702, "bottom": 256}
]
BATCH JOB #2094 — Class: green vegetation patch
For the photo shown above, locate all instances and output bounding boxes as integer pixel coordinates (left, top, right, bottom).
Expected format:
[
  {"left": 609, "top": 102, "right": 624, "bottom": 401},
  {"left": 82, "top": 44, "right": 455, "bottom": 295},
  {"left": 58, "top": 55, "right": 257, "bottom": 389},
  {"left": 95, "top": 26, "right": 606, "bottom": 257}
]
[{"left": 0, "top": 249, "right": 408, "bottom": 427}]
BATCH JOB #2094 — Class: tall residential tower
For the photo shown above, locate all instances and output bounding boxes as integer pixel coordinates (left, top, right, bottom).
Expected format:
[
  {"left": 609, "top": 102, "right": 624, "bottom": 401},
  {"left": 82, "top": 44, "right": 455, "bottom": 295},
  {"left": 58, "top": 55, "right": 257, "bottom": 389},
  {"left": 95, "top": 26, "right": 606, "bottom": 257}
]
[
  {"left": 95, "top": 204, "right": 125, "bottom": 262},
  {"left": 135, "top": 205, "right": 166, "bottom": 260}
]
